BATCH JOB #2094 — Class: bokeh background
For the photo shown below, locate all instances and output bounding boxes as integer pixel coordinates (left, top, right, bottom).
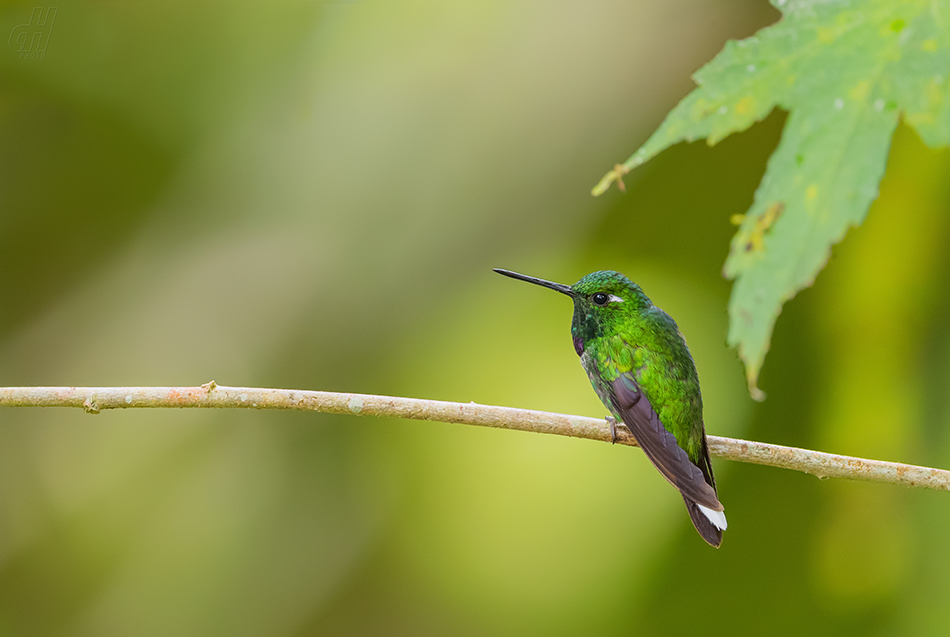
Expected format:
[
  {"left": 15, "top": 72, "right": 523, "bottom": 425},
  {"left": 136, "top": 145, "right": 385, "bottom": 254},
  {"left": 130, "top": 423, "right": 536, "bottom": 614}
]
[{"left": 1, "top": 0, "right": 949, "bottom": 635}]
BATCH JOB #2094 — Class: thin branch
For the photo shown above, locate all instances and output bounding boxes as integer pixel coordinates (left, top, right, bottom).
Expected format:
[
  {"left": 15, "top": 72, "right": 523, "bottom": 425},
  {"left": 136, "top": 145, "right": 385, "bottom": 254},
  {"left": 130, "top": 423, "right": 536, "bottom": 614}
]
[{"left": 1, "top": 384, "right": 947, "bottom": 491}]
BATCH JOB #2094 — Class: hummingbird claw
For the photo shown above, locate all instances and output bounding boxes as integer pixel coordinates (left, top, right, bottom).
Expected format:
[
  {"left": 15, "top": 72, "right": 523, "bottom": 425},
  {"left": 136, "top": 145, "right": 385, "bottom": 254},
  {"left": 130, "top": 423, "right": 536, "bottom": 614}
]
[{"left": 606, "top": 415, "right": 618, "bottom": 444}]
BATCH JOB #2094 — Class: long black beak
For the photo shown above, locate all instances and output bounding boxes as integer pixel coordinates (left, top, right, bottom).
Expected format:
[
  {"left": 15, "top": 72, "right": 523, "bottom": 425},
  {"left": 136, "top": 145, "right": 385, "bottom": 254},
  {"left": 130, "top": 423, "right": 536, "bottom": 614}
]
[{"left": 493, "top": 268, "right": 574, "bottom": 296}]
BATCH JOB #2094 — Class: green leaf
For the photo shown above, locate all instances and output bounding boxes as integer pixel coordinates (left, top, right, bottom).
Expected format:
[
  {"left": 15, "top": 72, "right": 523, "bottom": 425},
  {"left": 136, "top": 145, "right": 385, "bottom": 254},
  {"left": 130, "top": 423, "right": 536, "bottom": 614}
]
[{"left": 593, "top": 0, "right": 950, "bottom": 399}]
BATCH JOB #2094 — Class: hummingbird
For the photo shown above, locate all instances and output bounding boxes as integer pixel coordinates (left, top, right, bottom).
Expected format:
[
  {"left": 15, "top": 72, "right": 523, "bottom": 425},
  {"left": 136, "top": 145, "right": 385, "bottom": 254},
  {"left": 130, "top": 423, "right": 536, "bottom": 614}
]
[{"left": 494, "top": 268, "right": 727, "bottom": 547}]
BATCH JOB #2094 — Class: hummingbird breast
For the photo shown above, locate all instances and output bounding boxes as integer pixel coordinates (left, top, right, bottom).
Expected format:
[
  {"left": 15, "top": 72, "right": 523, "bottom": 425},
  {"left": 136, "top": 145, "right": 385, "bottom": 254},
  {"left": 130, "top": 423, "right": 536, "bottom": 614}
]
[{"left": 579, "top": 347, "right": 620, "bottom": 416}]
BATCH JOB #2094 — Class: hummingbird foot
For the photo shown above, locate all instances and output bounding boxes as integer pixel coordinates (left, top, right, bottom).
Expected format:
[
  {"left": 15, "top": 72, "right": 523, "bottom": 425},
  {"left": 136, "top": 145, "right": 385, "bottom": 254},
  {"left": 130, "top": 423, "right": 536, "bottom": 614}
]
[
  {"left": 605, "top": 416, "right": 632, "bottom": 444},
  {"left": 606, "top": 416, "right": 618, "bottom": 444}
]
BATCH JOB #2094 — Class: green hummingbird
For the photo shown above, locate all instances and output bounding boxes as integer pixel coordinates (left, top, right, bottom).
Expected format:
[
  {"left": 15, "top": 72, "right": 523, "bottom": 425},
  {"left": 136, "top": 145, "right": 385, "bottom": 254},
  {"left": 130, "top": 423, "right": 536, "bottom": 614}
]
[{"left": 494, "top": 268, "right": 727, "bottom": 547}]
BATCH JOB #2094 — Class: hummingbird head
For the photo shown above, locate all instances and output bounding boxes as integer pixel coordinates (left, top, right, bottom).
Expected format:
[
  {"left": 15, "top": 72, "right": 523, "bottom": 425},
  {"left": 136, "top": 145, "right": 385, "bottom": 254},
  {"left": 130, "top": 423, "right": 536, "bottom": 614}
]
[{"left": 493, "top": 268, "right": 650, "bottom": 355}]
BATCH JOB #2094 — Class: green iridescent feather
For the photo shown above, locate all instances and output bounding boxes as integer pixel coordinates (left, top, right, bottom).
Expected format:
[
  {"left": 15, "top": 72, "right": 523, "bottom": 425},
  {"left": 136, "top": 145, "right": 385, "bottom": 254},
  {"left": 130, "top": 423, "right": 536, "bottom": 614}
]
[{"left": 571, "top": 272, "right": 705, "bottom": 463}]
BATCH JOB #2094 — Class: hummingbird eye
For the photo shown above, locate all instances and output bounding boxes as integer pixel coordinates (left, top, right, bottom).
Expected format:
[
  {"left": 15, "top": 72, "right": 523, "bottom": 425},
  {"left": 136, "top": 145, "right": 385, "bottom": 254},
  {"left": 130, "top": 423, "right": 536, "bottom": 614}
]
[{"left": 591, "top": 292, "right": 609, "bottom": 306}]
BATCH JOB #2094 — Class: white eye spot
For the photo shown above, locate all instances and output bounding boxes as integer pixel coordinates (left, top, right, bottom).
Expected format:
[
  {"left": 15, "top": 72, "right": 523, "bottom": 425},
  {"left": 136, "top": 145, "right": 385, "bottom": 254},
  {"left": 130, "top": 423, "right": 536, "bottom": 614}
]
[{"left": 608, "top": 294, "right": 624, "bottom": 304}]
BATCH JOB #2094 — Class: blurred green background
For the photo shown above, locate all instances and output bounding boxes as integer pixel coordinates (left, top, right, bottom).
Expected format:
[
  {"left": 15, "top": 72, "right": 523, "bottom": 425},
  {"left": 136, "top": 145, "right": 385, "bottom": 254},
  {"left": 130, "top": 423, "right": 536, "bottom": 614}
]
[{"left": 1, "top": 0, "right": 949, "bottom": 635}]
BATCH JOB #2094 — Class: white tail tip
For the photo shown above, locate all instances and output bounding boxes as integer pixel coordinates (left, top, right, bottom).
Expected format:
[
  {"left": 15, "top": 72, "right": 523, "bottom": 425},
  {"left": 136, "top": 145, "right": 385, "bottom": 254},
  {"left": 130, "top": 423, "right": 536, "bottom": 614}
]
[{"left": 698, "top": 504, "right": 728, "bottom": 531}]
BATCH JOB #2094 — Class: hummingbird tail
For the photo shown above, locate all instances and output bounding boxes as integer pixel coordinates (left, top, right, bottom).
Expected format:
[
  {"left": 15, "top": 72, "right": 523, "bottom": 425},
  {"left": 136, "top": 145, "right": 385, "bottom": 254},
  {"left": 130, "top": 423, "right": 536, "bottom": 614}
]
[
  {"left": 683, "top": 496, "right": 724, "bottom": 548},
  {"left": 698, "top": 504, "right": 728, "bottom": 530}
]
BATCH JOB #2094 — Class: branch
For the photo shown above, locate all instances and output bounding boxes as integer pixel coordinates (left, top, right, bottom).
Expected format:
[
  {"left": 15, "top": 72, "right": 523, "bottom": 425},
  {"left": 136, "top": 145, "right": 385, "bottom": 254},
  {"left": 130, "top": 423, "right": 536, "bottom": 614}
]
[{"left": 1, "top": 384, "right": 947, "bottom": 491}]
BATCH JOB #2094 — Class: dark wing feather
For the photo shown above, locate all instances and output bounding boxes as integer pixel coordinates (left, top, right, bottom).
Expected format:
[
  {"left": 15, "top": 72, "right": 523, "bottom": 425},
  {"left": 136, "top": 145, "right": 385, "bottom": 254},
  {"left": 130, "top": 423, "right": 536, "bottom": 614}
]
[
  {"left": 697, "top": 434, "right": 717, "bottom": 493},
  {"left": 609, "top": 373, "right": 722, "bottom": 512}
]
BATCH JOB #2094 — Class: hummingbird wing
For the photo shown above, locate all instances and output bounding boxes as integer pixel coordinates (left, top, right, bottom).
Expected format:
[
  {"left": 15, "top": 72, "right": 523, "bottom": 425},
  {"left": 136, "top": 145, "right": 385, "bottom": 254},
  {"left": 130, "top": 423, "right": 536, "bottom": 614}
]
[
  {"left": 697, "top": 434, "right": 717, "bottom": 493},
  {"left": 609, "top": 372, "right": 722, "bottom": 512}
]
